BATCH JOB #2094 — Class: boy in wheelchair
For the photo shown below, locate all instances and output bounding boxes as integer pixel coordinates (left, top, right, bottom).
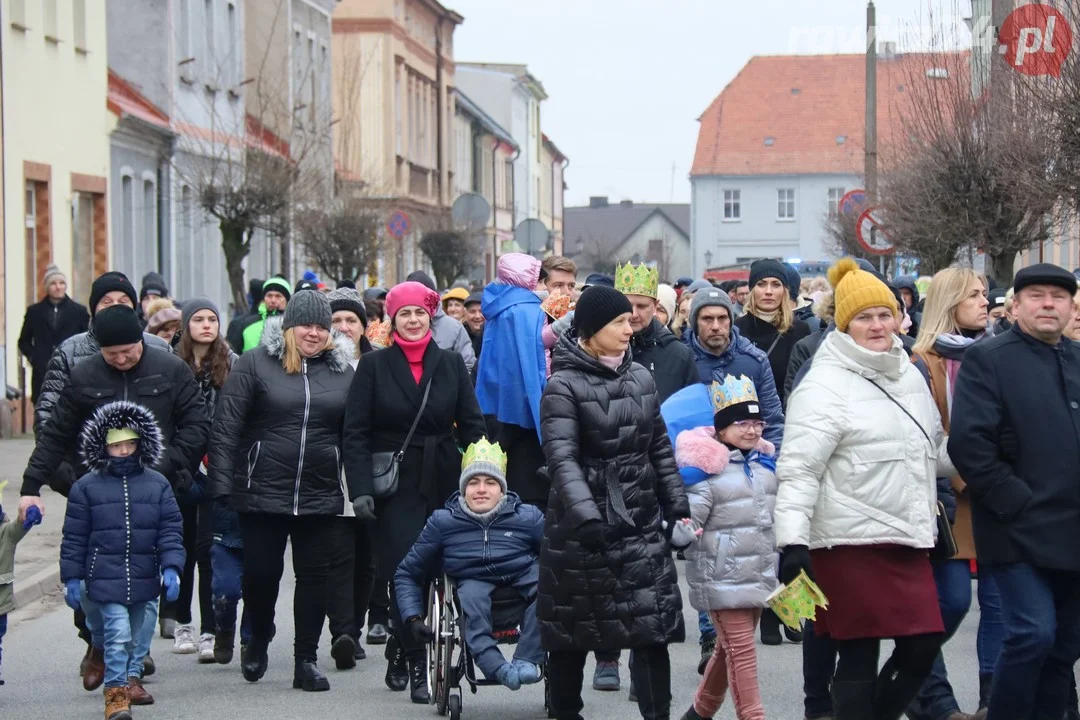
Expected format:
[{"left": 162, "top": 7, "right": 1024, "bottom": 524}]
[{"left": 395, "top": 439, "right": 546, "bottom": 691}]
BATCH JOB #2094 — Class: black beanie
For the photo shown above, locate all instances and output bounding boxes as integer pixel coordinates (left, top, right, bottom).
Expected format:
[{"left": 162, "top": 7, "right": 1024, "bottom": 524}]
[
  {"left": 249, "top": 278, "right": 265, "bottom": 303},
  {"left": 94, "top": 306, "right": 144, "bottom": 348},
  {"left": 749, "top": 259, "right": 789, "bottom": 291},
  {"left": 406, "top": 270, "right": 438, "bottom": 292},
  {"left": 573, "top": 286, "right": 632, "bottom": 339},
  {"left": 89, "top": 272, "right": 138, "bottom": 315}
]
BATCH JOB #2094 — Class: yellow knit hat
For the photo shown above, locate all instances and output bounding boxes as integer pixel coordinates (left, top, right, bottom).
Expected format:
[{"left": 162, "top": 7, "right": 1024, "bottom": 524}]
[{"left": 828, "top": 257, "right": 897, "bottom": 332}]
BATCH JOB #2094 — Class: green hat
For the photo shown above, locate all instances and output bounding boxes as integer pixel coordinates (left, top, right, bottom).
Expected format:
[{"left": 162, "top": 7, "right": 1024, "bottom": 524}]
[{"left": 106, "top": 428, "right": 140, "bottom": 445}]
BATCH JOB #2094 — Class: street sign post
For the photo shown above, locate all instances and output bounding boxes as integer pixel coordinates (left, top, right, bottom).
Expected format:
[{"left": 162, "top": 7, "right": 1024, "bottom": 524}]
[
  {"left": 386, "top": 211, "right": 412, "bottom": 240},
  {"left": 839, "top": 189, "right": 867, "bottom": 217},
  {"left": 855, "top": 206, "right": 894, "bottom": 256}
]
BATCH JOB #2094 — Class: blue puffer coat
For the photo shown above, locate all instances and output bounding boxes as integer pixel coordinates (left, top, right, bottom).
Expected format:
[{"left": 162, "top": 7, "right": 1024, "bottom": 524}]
[
  {"left": 684, "top": 324, "right": 785, "bottom": 451},
  {"left": 395, "top": 492, "right": 544, "bottom": 621},
  {"left": 60, "top": 401, "right": 186, "bottom": 604}
]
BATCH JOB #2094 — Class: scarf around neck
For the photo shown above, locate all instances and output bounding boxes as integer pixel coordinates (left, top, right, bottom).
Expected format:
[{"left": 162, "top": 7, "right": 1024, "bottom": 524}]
[
  {"left": 933, "top": 331, "right": 984, "bottom": 416},
  {"left": 394, "top": 331, "right": 432, "bottom": 384}
]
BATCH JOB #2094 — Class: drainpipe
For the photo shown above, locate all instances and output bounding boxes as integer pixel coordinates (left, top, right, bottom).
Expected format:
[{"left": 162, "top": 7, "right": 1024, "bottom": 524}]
[
  {"left": 510, "top": 146, "right": 521, "bottom": 230},
  {"left": 435, "top": 16, "right": 445, "bottom": 207},
  {"left": 557, "top": 155, "right": 569, "bottom": 255}
]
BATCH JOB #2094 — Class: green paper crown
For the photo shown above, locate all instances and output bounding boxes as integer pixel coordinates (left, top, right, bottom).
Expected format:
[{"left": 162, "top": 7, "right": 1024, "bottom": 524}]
[
  {"left": 614, "top": 262, "right": 659, "bottom": 299},
  {"left": 461, "top": 438, "right": 508, "bottom": 475},
  {"left": 710, "top": 374, "right": 759, "bottom": 415},
  {"left": 767, "top": 569, "right": 830, "bottom": 631}
]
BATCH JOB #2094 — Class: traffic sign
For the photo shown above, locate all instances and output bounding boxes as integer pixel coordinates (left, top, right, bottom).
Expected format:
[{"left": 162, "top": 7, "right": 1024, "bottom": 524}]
[
  {"left": 386, "top": 211, "right": 412, "bottom": 239},
  {"left": 855, "top": 207, "right": 894, "bottom": 256},
  {"left": 839, "top": 189, "right": 866, "bottom": 217}
]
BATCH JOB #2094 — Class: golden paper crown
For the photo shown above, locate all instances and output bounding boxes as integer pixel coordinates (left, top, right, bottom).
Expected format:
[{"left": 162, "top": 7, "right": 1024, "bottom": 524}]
[
  {"left": 461, "top": 438, "right": 508, "bottom": 475},
  {"left": 614, "top": 262, "right": 659, "bottom": 299},
  {"left": 710, "top": 374, "right": 759, "bottom": 415},
  {"left": 365, "top": 319, "right": 391, "bottom": 348}
]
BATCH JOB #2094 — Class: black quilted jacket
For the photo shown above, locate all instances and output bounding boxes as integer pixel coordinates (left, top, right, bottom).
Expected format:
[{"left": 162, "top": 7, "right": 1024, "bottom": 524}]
[
  {"left": 208, "top": 317, "right": 354, "bottom": 517},
  {"left": 537, "top": 332, "right": 689, "bottom": 652}
]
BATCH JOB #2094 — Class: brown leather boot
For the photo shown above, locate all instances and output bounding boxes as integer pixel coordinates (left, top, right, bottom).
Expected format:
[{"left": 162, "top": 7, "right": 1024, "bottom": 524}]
[
  {"left": 127, "top": 676, "right": 155, "bottom": 705},
  {"left": 104, "top": 686, "right": 132, "bottom": 720},
  {"left": 83, "top": 647, "right": 106, "bottom": 691}
]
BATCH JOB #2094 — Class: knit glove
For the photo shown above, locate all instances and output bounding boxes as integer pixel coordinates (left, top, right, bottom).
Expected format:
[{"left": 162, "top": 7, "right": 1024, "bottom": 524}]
[
  {"left": 352, "top": 495, "right": 376, "bottom": 522},
  {"left": 49, "top": 462, "right": 77, "bottom": 498},
  {"left": 780, "top": 545, "right": 814, "bottom": 586},
  {"left": 162, "top": 567, "right": 181, "bottom": 602},
  {"left": 665, "top": 518, "right": 700, "bottom": 550},
  {"left": 551, "top": 310, "right": 575, "bottom": 338},
  {"left": 173, "top": 468, "right": 194, "bottom": 495},
  {"left": 64, "top": 579, "right": 82, "bottom": 610},
  {"left": 576, "top": 519, "right": 606, "bottom": 552},
  {"left": 408, "top": 616, "right": 435, "bottom": 645},
  {"left": 22, "top": 505, "right": 42, "bottom": 531}
]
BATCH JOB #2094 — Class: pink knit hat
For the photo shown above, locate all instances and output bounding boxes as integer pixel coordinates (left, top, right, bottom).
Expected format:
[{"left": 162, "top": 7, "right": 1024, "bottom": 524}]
[{"left": 385, "top": 281, "right": 439, "bottom": 321}]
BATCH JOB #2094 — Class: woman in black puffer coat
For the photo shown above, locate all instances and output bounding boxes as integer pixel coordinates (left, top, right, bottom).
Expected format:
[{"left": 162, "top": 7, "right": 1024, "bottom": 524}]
[
  {"left": 539, "top": 286, "right": 690, "bottom": 720},
  {"left": 209, "top": 290, "right": 354, "bottom": 692}
]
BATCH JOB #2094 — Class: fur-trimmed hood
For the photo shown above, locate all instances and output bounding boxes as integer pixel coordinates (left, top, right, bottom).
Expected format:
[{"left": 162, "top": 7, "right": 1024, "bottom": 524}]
[
  {"left": 675, "top": 426, "right": 775, "bottom": 475},
  {"left": 258, "top": 315, "right": 353, "bottom": 373},
  {"left": 79, "top": 401, "right": 164, "bottom": 472}
]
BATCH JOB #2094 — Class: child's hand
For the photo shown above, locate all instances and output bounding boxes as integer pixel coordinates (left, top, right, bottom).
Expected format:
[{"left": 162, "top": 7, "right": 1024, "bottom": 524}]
[
  {"left": 64, "top": 579, "right": 82, "bottom": 610},
  {"left": 22, "top": 505, "right": 42, "bottom": 530},
  {"left": 666, "top": 518, "right": 701, "bottom": 550},
  {"left": 162, "top": 567, "right": 181, "bottom": 602}
]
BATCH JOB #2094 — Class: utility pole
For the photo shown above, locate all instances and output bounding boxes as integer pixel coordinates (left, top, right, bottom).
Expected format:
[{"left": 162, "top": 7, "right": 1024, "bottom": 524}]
[{"left": 865, "top": 1, "right": 878, "bottom": 205}]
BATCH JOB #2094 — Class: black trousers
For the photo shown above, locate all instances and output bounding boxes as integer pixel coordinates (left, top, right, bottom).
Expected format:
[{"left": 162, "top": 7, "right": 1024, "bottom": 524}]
[
  {"left": 239, "top": 512, "right": 346, "bottom": 662},
  {"left": 160, "top": 503, "right": 214, "bottom": 633},
  {"left": 327, "top": 518, "right": 378, "bottom": 641},
  {"left": 548, "top": 645, "right": 671, "bottom": 720},
  {"left": 374, "top": 492, "right": 431, "bottom": 660},
  {"left": 834, "top": 634, "right": 942, "bottom": 683}
]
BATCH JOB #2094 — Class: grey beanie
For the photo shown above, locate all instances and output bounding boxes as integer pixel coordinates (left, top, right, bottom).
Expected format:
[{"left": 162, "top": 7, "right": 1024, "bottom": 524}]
[
  {"left": 282, "top": 289, "right": 332, "bottom": 331},
  {"left": 686, "top": 279, "right": 714, "bottom": 294},
  {"left": 327, "top": 287, "right": 367, "bottom": 326},
  {"left": 689, "top": 287, "right": 735, "bottom": 329},
  {"left": 460, "top": 460, "right": 508, "bottom": 495},
  {"left": 180, "top": 297, "right": 220, "bottom": 332}
]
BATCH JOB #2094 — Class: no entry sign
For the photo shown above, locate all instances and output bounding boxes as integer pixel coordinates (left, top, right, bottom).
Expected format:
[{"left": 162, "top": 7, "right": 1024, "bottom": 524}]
[{"left": 856, "top": 207, "right": 894, "bottom": 256}]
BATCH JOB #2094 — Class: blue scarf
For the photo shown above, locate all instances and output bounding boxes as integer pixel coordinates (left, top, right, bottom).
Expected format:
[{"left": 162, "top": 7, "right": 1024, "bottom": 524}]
[{"left": 108, "top": 455, "right": 142, "bottom": 478}]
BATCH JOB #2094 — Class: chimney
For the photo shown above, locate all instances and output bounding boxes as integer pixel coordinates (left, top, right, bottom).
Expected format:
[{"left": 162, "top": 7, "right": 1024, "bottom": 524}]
[
  {"left": 589, "top": 196, "right": 609, "bottom": 208},
  {"left": 881, "top": 41, "right": 899, "bottom": 59},
  {"left": 620, "top": 200, "right": 634, "bottom": 208}
]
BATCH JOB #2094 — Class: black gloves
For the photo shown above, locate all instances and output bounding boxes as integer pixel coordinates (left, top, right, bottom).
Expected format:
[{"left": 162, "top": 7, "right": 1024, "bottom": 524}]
[
  {"left": 173, "top": 468, "right": 194, "bottom": 494},
  {"left": 352, "top": 495, "right": 376, "bottom": 522},
  {"left": 48, "top": 462, "right": 77, "bottom": 498},
  {"left": 780, "top": 544, "right": 814, "bottom": 585},
  {"left": 576, "top": 519, "right": 606, "bottom": 552},
  {"left": 408, "top": 616, "right": 435, "bottom": 644}
]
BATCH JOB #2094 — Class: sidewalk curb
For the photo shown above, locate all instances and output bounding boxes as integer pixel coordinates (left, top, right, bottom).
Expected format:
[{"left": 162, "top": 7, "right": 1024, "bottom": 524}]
[{"left": 14, "top": 563, "right": 60, "bottom": 608}]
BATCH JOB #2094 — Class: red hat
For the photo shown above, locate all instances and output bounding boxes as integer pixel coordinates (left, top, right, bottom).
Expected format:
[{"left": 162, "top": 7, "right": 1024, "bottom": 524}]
[{"left": 385, "top": 281, "right": 439, "bottom": 322}]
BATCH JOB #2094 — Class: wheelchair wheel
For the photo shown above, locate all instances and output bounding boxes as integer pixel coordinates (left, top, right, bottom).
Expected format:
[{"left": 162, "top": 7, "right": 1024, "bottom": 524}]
[
  {"left": 426, "top": 582, "right": 444, "bottom": 712},
  {"left": 544, "top": 674, "right": 555, "bottom": 718},
  {"left": 448, "top": 693, "right": 462, "bottom": 720}
]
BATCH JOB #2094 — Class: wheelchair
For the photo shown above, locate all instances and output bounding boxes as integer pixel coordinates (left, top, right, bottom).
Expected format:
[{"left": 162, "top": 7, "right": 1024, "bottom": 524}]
[{"left": 426, "top": 572, "right": 553, "bottom": 719}]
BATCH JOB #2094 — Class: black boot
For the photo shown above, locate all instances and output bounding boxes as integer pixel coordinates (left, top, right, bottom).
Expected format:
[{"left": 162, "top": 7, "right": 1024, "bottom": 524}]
[
  {"left": 241, "top": 636, "right": 269, "bottom": 683},
  {"left": 976, "top": 672, "right": 992, "bottom": 716},
  {"left": 784, "top": 623, "right": 804, "bottom": 643},
  {"left": 383, "top": 634, "right": 407, "bottom": 692},
  {"left": 875, "top": 660, "right": 929, "bottom": 720},
  {"left": 331, "top": 635, "right": 357, "bottom": 671},
  {"left": 760, "top": 608, "right": 783, "bottom": 646},
  {"left": 832, "top": 679, "right": 876, "bottom": 720},
  {"left": 408, "top": 656, "right": 430, "bottom": 704},
  {"left": 214, "top": 629, "right": 236, "bottom": 664},
  {"left": 293, "top": 660, "right": 330, "bottom": 692},
  {"left": 680, "top": 706, "right": 707, "bottom": 720}
]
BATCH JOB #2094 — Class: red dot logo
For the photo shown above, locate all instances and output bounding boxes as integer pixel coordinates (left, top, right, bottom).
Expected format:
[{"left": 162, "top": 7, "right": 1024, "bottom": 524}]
[{"left": 999, "top": 4, "right": 1074, "bottom": 77}]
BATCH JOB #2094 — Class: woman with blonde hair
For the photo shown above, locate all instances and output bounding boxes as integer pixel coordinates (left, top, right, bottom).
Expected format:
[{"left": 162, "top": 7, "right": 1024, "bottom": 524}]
[
  {"left": 670, "top": 291, "right": 694, "bottom": 338},
  {"left": 209, "top": 289, "right": 355, "bottom": 692},
  {"left": 910, "top": 267, "right": 1000, "bottom": 718}
]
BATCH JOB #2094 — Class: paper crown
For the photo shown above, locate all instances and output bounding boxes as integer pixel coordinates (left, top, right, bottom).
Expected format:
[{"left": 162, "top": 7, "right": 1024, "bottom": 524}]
[
  {"left": 541, "top": 292, "right": 576, "bottom": 320},
  {"left": 710, "top": 374, "right": 759, "bottom": 415},
  {"left": 614, "top": 262, "right": 659, "bottom": 299},
  {"left": 365, "top": 319, "right": 391, "bottom": 348},
  {"left": 461, "top": 438, "right": 508, "bottom": 475}
]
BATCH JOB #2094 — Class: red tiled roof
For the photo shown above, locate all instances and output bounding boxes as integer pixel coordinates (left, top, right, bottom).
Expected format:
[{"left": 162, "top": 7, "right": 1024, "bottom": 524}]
[
  {"left": 691, "top": 52, "right": 968, "bottom": 177},
  {"left": 107, "top": 69, "right": 170, "bottom": 130}
]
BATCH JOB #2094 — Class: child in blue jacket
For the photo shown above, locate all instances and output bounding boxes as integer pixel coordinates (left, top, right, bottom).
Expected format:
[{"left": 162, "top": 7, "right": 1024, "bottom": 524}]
[
  {"left": 60, "top": 401, "right": 185, "bottom": 720},
  {"left": 395, "top": 439, "right": 545, "bottom": 690}
]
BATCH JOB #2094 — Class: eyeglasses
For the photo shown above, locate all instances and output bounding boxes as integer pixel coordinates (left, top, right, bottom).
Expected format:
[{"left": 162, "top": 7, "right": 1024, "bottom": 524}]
[{"left": 731, "top": 420, "right": 766, "bottom": 432}]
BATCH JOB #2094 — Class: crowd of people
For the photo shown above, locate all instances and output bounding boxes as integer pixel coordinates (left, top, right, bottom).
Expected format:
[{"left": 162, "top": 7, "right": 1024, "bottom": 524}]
[{"left": 1, "top": 253, "right": 1079, "bottom": 720}]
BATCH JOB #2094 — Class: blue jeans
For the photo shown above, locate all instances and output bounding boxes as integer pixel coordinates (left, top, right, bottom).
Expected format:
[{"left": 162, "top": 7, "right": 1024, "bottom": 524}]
[
  {"left": 985, "top": 562, "right": 1080, "bottom": 720},
  {"left": 211, "top": 544, "right": 251, "bottom": 644},
  {"left": 912, "top": 559, "right": 973, "bottom": 719},
  {"left": 976, "top": 570, "right": 1004, "bottom": 675},
  {"left": 699, "top": 610, "right": 714, "bottom": 640},
  {"left": 81, "top": 590, "right": 151, "bottom": 688},
  {"left": 456, "top": 568, "right": 544, "bottom": 679},
  {"left": 0, "top": 612, "right": 7, "bottom": 677}
]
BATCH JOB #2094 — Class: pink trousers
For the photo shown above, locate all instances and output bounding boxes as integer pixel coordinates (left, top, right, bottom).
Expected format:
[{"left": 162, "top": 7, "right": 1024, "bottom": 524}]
[{"left": 693, "top": 608, "right": 766, "bottom": 720}]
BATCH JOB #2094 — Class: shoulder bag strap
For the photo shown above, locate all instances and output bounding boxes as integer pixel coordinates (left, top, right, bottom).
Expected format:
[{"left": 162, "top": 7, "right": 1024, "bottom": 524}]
[
  {"left": 860, "top": 374, "right": 932, "bottom": 447},
  {"left": 765, "top": 333, "right": 783, "bottom": 359},
  {"left": 396, "top": 380, "right": 433, "bottom": 459}
]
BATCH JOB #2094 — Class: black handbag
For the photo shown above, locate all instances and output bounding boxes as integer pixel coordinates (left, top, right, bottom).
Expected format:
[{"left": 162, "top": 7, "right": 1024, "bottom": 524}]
[
  {"left": 860, "top": 376, "right": 957, "bottom": 562},
  {"left": 371, "top": 380, "right": 431, "bottom": 498}
]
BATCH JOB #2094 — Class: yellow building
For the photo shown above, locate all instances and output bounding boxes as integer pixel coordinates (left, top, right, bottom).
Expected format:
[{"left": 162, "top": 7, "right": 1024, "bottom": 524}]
[
  {"left": 2, "top": 0, "right": 109, "bottom": 399},
  {"left": 332, "top": 0, "right": 462, "bottom": 285}
]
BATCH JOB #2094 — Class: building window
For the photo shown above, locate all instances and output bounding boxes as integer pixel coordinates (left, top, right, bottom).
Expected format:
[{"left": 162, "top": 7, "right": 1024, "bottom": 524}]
[
  {"left": 121, "top": 175, "right": 135, "bottom": 272},
  {"left": 72, "top": 192, "right": 94, "bottom": 301},
  {"left": 143, "top": 179, "right": 157, "bottom": 267},
  {"left": 74, "top": 0, "right": 88, "bottom": 50},
  {"left": 394, "top": 65, "right": 403, "bottom": 155},
  {"left": 504, "top": 159, "right": 514, "bottom": 208},
  {"left": 227, "top": 1, "right": 238, "bottom": 89},
  {"left": 204, "top": 0, "right": 216, "bottom": 85},
  {"left": 10, "top": 0, "right": 27, "bottom": 30},
  {"left": 179, "top": 185, "right": 194, "bottom": 300},
  {"left": 777, "top": 188, "right": 796, "bottom": 220},
  {"left": 44, "top": 0, "right": 59, "bottom": 42},
  {"left": 723, "top": 189, "right": 741, "bottom": 221},
  {"left": 293, "top": 28, "right": 303, "bottom": 100},
  {"left": 307, "top": 34, "right": 316, "bottom": 124},
  {"left": 827, "top": 187, "right": 846, "bottom": 216}
]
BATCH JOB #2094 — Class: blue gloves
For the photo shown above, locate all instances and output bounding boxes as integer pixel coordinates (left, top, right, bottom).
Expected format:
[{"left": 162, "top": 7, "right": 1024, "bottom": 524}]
[
  {"left": 22, "top": 505, "right": 42, "bottom": 531},
  {"left": 64, "top": 579, "right": 82, "bottom": 610},
  {"left": 162, "top": 567, "right": 181, "bottom": 602}
]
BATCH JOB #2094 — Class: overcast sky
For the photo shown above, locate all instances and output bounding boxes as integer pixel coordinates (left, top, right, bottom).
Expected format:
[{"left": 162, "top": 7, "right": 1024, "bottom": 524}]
[{"left": 450, "top": 0, "right": 973, "bottom": 206}]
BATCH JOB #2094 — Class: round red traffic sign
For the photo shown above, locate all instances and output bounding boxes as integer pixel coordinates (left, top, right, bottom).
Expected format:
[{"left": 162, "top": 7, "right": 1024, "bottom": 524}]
[
  {"left": 856, "top": 207, "right": 894, "bottom": 256},
  {"left": 386, "top": 211, "right": 412, "bottom": 240},
  {"left": 839, "top": 189, "right": 866, "bottom": 217}
]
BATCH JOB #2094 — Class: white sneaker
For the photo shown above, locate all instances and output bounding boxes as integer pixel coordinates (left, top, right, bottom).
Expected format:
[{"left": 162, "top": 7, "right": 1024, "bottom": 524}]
[
  {"left": 172, "top": 624, "right": 197, "bottom": 654},
  {"left": 197, "top": 633, "right": 216, "bottom": 663}
]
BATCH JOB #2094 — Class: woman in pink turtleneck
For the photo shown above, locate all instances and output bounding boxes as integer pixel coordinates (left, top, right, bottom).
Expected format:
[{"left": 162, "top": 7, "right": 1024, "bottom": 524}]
[{"left": 388, "top": 282, "right": 434, "bottom": 383}]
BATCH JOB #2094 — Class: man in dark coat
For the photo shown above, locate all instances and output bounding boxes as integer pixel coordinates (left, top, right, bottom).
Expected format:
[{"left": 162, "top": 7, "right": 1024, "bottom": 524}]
[
  {"left": 226, "top": 277, "right": 264, "bottom": 354},
  {"left": 617, "top": 262, "right": 699, "bottom": 404},
  {"left": 949, "top": 264, "right": 1080, "bottom": 720},
  {"left": 463, "top": 292, "right": 485, "bottom": 361},
  {"left": 17, "top": 264, "right": 89, "bottom": 403}
]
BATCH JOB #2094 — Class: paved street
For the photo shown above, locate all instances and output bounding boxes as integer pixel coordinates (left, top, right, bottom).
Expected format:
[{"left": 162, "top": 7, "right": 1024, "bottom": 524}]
[{"left": 3, "top": 560, "right": 986, "bottom": 720}]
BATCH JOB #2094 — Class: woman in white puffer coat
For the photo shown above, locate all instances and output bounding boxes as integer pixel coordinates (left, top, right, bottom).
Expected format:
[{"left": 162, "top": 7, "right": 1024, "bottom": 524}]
[{"left": 774, "top": 258, "right": 954, "bottom": 720}]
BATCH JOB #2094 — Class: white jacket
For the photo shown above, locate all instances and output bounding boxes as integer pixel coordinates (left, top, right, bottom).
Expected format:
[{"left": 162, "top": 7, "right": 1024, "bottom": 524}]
[{"left": 774, "top": 331, "right": 953, "bottom": 551}]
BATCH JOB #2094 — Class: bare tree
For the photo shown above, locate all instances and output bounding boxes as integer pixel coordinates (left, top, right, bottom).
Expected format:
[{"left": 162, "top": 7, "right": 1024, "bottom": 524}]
[
  {"left": 294, "top": 199, "right": 382, "bottom": 283},
  {"left": 419, "top": 230, "right": 479, "bottom": 289},
  {"left": 822, "top": 208, "right": 880, "bottom": 265}
]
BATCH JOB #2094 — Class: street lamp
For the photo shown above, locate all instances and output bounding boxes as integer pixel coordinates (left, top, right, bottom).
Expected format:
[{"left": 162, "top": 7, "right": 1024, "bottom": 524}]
[{"left": 704, "top": 250, "right": 713, "bottom": 268}]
